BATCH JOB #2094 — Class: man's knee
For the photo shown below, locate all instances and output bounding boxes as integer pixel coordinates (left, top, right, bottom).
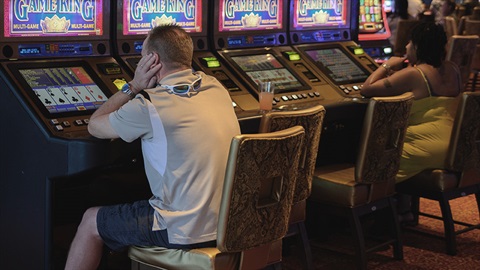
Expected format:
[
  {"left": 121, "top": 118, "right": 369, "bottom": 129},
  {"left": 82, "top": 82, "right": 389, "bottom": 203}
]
[{"left": 78, "top": 207, "right": 101, "bottom": 237}]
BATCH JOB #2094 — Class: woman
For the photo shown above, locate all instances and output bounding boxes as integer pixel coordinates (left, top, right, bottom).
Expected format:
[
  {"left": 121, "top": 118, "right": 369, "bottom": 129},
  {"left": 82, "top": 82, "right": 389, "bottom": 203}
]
[{"left": 361, "top": 22, "right": 462, "bottom": 184}]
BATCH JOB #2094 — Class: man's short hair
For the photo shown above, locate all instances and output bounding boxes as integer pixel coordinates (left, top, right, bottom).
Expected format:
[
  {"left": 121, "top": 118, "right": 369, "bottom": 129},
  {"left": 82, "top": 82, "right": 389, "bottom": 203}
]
[{"left": 145, "top": 24, "right": 193, "bottom": 70}]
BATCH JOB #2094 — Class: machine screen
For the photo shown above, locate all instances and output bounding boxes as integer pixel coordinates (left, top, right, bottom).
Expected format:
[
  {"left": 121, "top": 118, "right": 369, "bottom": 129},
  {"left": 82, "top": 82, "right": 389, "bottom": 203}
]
[
  {"left": 13, "top": 64, "right": 110, "bottom": 117},
  {"left": 122, "top": 0, "right": 203, "bottom": 35},
  {"left": 358, "top": 0, "right": 390, "bottom": 40},
  {"left": 218, "top": 0, "right": 283, "bottom": 32},
  {"left": 229, "top": 54, "right": 303, "bottom": 92},
  {"left": 292, "top": 0, "right": 348, "bottom": 29},
  {"left": 304, "top": 48, "right": 369, "bottom": 84},
  {"left": 4, "top": 0, "right": 103, "bottom": 37}
]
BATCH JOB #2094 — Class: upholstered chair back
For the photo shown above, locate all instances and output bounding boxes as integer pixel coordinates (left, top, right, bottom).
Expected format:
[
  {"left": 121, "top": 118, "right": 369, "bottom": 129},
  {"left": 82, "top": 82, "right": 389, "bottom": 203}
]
[
  {"left": 355, "top": 93, "right": 414, "bottom": 202},
  {"left": 445, "top": 92, "right": 480, "bottom": 187},
  {"left": 446, "top": 35, "right": 479, "bottom": 89},
  {"left": 217, "top": 126, "right": 305, "bottom": 252},
  {"left": 444, "top": 16, "right": 458, "bottom": 40},
  {"left": 464, "top": 19, "right": 480, "bottom": 36},
  {"left": 258, "top": 105, "right": 325, "bottom": 203}
]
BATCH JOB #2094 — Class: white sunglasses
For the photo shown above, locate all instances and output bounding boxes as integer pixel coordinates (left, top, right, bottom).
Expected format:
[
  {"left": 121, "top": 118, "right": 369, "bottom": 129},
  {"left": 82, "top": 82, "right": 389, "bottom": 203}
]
[{"left": 160, "top": 74, "right": 202, "bottom": 95}]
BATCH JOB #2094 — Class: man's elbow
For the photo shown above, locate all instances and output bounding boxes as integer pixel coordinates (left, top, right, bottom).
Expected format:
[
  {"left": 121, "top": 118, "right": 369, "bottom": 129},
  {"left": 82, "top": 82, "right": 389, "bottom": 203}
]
[{"left": 87, "top": 121, "right": 101, "bottom": 138}]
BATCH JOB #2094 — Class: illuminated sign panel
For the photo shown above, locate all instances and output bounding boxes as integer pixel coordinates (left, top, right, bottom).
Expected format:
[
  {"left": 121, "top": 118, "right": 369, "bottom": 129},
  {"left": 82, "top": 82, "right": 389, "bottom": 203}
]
[
  {"left": 292, "top": 0, "right": 348, "bottom": 29},
  {"left": 123, "top": 0, "right": 203, "bottom": 35},
  {"left": 4, "top": 0, "right": 103, "bottom": 37},
  {"left": 219, "top": 0, "right": 283, "bottom": 32}
]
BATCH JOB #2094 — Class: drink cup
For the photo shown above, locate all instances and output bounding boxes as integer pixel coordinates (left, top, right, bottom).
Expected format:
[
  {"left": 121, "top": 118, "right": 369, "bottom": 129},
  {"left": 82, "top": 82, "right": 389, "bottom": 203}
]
[{"left": 259, "top": 81, "right": 274, "bottom": 112}]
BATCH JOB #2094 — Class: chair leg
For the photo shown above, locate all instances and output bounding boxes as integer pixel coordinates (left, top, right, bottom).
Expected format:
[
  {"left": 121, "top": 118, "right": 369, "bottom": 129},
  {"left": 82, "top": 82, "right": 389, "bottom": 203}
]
[
  {"left": 270, "top": 262, "right": 282, "bottom": 270},
  {"left": 438, "top": 196, "right": 457, "bottom": 255},
  {"left": 348, "top": 208, "right": 367, "bottom": 270},
  {"left": 296, "top": 222, "right": 314, "bottom": 270},
  {"left": 472, "top": 72, "right": 479, "bottom": 92},
  {"left": 475, "top": 191, "right": 480, "bottom": 215},
  {"left": 410, "top": 196, "right": 420, "bottom": 225},
  {"left": 388, "top": 197, "right": 404, "bottom": 260}
]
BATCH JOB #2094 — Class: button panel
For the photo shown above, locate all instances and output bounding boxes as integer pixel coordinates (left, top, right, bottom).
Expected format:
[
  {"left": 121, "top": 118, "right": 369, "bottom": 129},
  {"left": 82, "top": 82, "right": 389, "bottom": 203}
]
[
  {"left": 274, "top": 90, "right": 323, "bottom": 106},
  {"left": 49, "top": 118, "right": 90, "bottom": 133},
  {"left": 339, "top": 84, "right": 363, "bottom": 95}
]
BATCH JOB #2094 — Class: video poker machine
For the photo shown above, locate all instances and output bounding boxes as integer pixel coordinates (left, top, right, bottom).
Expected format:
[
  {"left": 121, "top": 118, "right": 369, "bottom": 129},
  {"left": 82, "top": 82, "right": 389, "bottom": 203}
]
[
  {"left": 286, "top": 0, "right": 378, "bottom": 165},
  {"left": 289, "top": 0, "right": 379, "bottom": 99},
  {"left": 0, "top": 1, "right": 148, "bottom": 269},
  {"left": 358, "top": 0, "right": 394, "bottom": 63},
  {"left": 204, "top": 0, "right": 346, "bottom": 113}
]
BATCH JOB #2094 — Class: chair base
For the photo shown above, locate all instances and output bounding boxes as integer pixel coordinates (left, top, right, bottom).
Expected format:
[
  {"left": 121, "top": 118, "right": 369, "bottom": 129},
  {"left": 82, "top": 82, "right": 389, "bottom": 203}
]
[
  {"left": 307, "top": 197, "right": 403, "bottom": 270},
  {"left": 283, "top": 200, "right": 314, "bottom": 270},
  {"left": 283, "top": 221, "right": 314, "bottom": 270},
  {"left": 397, "top": 184, "right": 480, "bottom": 255}
]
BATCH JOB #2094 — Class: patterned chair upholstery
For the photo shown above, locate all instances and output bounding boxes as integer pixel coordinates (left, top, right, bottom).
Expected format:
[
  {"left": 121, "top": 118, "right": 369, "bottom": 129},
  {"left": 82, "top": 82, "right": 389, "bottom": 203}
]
[
  {"left": 259, "top": 105, "right": 326, "bottom": 270},
  {"left": 471, "top": 44, "right": 480, "bottom": 91},
  {"left": 445, "top": 35, "right": 479, "bottom": 90},
  {"left": 396, "top": 92, "right": 480, "bottom": 255},
  {"left": 462, "top": 19, "right": 480, "bottom": 91},
  {"left": 464, "top": 18, "right": 480, "bottom": 36},
  {"left": 128, "top": 126, "right": 305, "bottom": 270},
  {"left": 310, "top": 93, "right": 414, "bottom": 270}
]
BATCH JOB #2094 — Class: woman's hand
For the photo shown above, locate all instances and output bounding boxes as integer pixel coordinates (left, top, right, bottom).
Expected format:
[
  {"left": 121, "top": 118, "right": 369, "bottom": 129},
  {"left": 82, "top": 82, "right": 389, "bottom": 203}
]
[
  {"left": 385, "top": 56, "right": 407, "bottom": 72},
  {"left": 129, "top": 53, "right": 162, "bottom": 93}
]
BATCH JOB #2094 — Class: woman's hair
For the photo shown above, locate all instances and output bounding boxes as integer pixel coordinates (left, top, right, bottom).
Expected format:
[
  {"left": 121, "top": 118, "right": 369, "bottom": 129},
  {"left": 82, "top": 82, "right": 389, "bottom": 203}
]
[
  {"left": 410, "top": 22, "right": 447, "bottom": 67},
  {"left": 145, "top": 24, "right": 193, "bottom": 70}
]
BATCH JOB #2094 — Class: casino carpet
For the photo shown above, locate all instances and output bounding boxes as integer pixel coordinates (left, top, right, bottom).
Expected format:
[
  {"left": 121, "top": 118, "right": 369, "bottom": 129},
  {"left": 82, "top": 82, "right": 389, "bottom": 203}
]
[{"left": 282, "top": 194, "right": 480, "bottom": 270}]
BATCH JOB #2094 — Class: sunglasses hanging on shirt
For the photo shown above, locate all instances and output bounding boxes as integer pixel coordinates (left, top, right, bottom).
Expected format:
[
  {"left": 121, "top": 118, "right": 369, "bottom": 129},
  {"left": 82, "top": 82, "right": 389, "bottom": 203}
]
[{"left": 159, "top": 74, "right": 202, "bottom": 96}]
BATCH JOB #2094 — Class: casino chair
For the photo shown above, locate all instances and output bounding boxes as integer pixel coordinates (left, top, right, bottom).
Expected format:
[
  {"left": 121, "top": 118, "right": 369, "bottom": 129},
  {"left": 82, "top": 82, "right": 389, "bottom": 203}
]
[
  {"left": 457, "top": 15, "right": 468, "bottom": 35},
  {"left": 471, "top": 44, "right": 480, "bottom": 91},
  {"left": 462, "top": 19, "right": 480, "bottom": 91},
  {"left": 444, "top": 16, "right": 458, "bottom": 41},
  {"left": 394, "top": 19, "right": 419, "bottom": 56},
  {"left": 396, "top": 92, "right": 480, "bottom": 255},
  {"left": 258, "top": 105, "right": 326, "bottom": 270},
  {"left": 473, "top": 6, "right": 480, "bottom": 20},
  {"left": 464, "top": 18, "right": 480, "bottom": 36},
  {"left": 128, "top": 126, "right": 306, "bottom": 270},
  {"left": 445, "top": 35, "right": 480, "bottom": 90},
  {"left": 309, "top": 92, "right": 414, "bottom": 270}
]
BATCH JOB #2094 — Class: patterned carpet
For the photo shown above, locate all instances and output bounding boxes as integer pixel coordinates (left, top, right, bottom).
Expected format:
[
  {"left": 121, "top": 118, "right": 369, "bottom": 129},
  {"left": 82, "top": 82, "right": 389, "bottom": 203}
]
[{"left": 282, "top": 194, "right": 480, "bottom": 270}]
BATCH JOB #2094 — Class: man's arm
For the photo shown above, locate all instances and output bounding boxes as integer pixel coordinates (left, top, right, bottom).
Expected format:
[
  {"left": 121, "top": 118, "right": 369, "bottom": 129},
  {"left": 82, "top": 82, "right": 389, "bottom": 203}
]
[
  {"left": 87, "top": 91, "right": 132, "bottom": 139},
  {"left": 87, "top": 52, "right": 161, "bottom": 139}
]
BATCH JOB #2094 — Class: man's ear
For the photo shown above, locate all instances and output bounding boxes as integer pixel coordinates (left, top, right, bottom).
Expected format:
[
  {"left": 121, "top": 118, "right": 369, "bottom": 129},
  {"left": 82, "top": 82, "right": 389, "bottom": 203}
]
[{"left": 152, "top": 53, "right": 160, "bottom": 68}]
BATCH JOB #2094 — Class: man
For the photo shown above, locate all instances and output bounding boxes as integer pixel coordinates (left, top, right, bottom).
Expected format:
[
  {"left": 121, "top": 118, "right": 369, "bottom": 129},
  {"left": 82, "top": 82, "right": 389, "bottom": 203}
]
[{"left": 65, "top": 24, "right": 241, "bottom": 270}]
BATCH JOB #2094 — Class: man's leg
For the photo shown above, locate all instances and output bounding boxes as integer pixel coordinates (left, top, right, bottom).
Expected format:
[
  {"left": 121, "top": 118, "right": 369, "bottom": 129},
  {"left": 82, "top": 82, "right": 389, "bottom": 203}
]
[{"left": 65, "top": 207, "right": 103, "bottom": 270}]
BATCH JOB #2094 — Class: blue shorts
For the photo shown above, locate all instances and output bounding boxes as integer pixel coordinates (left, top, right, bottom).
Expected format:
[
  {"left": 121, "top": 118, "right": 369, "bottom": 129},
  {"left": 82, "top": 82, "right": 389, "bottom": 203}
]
[{"left": 96, "top": 200, "right": 216, "bottom": 251}]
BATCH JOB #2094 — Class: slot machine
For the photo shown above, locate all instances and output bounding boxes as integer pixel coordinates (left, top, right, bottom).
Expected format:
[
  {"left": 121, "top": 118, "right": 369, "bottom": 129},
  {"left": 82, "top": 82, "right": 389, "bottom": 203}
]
[
  {"left": 205, "top": 0, "right": 344, "bottom": 113},
  {"left": 288, "top": 0, "right": 376, "bottom": 165},
  {"left": 289, "top": 0, "right": 378, "bottom": 99},
  {"left": 0, "top": 1, "right": 145, "bottom": 269},
  {"left": 358, "top": 0, "right": 394, "bottom": 63},
  {"left": 113, "top": 0, "right": 260, "bottom": 120}
]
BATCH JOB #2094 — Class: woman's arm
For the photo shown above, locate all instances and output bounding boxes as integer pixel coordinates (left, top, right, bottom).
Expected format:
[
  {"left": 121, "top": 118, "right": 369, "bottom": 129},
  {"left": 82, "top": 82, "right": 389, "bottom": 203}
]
[{"left": 361, "top": 56, "right": 415, "bottom": 97}]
